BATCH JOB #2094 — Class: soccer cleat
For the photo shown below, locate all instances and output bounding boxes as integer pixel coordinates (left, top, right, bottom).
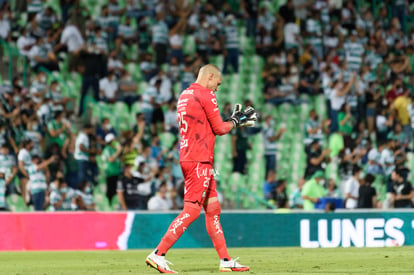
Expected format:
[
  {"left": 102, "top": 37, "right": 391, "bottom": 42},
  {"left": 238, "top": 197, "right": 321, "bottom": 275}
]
[
  {"left": 146, "top": 250, "right": 177, "bottom": 274},
  {"left": 219, "top": 257, "right": 250, "bottom": 272}
]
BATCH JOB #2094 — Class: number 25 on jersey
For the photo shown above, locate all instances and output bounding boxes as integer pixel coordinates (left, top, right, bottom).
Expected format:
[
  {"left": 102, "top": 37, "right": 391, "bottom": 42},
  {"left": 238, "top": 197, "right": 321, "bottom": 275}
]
[{"left": 177, "top": 111, "right": 188, "bottom": 134}]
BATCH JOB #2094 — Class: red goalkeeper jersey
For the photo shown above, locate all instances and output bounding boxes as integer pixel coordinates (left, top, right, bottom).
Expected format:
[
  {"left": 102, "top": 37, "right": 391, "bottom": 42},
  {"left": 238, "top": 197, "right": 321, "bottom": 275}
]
[{"left": 177, "top": 83, "right": 233, "bottom": 164}]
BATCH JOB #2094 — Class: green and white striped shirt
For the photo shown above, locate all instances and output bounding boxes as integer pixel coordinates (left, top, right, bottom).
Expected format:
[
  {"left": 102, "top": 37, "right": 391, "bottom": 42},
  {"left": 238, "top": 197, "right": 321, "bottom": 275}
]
[
  {"left": 77, "top": 190, "right": 94, "bottom": 207},
  {"left": 30, "top": 80, "right": 47, "bottom": 103},
  {"left": 50, "top": 188, "right": 76, "bottom": 211},
  {"left": 223, "top": 26, "right": 239, "bottom": 49},
  {"left": 118, "top": 24, "right": 135, "bottom": 39},
  {"left": 304, "top": 119, "right": 324, "bottom": 145},
  {"left": 27, "top": 0, "right": 43, "bottom": 13},
  {"left": 262, "top": 124, "right": 277, "bottom": 155},
  {"left": 27, "top": 164, "right": 47, "bottom": 194},
  {"left": 152, "top": 21, "right": 169, "bottom": 44},
  {"left": 344, "top": 41, "right": 364, "bottom": 72},
  {"left": 142, "top": 86, "right": 157, "bottom": 111},
  {"left": 0, "top": 154, "right": 15, "bottom": 179}
]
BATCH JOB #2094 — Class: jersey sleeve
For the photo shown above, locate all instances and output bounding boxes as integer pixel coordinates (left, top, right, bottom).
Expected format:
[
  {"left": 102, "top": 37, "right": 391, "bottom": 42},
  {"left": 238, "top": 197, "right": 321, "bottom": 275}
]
[{"left": 200, "top": 91, "right": 233, "bottom": 136}]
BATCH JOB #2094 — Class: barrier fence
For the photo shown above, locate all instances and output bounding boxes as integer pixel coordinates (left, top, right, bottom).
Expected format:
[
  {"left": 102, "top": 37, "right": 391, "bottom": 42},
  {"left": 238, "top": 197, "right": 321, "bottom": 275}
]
[{"left": 0, "top": 210, "right": 413, "bottom": 251}]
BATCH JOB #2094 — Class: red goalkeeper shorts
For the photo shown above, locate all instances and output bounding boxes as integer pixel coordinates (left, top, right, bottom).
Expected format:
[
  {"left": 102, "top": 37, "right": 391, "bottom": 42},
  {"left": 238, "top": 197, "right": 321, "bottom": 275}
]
[{"left": 181, "top": 162, "right": 217, "bottom": 204}]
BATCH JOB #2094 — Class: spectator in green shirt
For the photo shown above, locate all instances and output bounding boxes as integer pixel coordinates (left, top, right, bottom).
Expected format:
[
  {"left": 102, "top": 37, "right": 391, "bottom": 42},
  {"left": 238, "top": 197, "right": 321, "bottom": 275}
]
[
  {"left": 47, "top": 111, "right": 70, "bottom": 148},
  {"left": 301, "top": 171, "right": 327, "bottom": 210},
  {"left": 102, "top": 133, "right": 122, "bottom": 205},
  {"left": 338, "top": 103, "right": 354, "bottom": 149}
]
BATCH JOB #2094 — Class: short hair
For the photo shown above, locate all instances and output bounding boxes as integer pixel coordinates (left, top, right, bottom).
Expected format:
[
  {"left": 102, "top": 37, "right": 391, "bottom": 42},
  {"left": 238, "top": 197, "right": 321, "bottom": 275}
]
[
  {"left": 395, "top": 168, "right": 410, "bottom": 180},
  {"left": 84, "top": 123, "right": 93, "bottom": 130},
  {"left": 22, "top": 139, "right": 33, "bottom": 147},
  {"left": 197, "top": 64, "right": 221, "bottom": 78},
  {"left": 54, "top": 111, "right": 63, "bottom": 119},
  {"left": 352, "top": 165, "right": 362, "bottom": 175},
  {"left": 364, "top": 174, "right": 376, "bottom": 184}
]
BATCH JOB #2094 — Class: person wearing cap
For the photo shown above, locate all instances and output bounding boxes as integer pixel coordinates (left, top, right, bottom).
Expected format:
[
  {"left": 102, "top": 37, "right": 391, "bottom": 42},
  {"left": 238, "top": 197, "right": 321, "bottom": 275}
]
[
  {"left": 301, "top": 171, "right": 327, "bottom": 210},
  {"left": 101, "top": 133, "right": 122, "bottom": 205}
]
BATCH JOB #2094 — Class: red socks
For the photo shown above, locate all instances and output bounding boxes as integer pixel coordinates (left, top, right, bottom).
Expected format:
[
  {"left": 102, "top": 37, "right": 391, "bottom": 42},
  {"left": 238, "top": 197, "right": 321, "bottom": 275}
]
[
  {"left": 156, "top": 202, "right": 201, "bottom": 255},
  {"left": 156, "top": 200, "right": 230, "bottom": 260},
  {"left": 204, "top": 200, "right": 231, "bottom": 260}
]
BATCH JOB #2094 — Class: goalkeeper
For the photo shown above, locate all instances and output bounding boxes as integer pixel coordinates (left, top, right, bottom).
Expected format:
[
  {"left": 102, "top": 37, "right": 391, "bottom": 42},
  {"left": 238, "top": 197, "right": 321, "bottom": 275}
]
[{"left": 146, "top": 64, "right": 256, "bottom": 273}]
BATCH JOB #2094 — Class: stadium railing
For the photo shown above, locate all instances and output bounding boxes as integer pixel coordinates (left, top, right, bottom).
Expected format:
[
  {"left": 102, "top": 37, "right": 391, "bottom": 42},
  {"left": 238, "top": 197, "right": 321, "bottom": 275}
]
[
  {"left": 0, "top": 38, "right": 29, "bottom": 86},
  {"left": 236, "top": 187, "right": 276, "bottom": 210}
]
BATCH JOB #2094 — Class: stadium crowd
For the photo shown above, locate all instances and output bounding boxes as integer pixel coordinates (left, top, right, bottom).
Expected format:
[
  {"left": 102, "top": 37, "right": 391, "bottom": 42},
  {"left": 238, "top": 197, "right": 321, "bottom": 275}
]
[{"left": 0, "top": 0, "right": 413, "bottom": 211}]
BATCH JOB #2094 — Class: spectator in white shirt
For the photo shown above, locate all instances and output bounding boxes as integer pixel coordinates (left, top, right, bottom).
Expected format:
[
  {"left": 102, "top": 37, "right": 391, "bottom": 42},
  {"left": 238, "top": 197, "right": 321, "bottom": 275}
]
[
  {"left": 344, "top": 165, "right": 362, "bottom": 209},
  {"left": 147, "top": 181, "right": 176, "bottom": 211},
  {"left": 18, "top": 139, "right": 34, "bottom": 206},
  {"left": 0, "top": 10, "right": 11, "bottom": 42},
  {"left": 99, "top": 70, "right": 119, "bottom": 104},
  {"left": 74, "top": 124, "right": 95, "bottom": 188},
  {"left": 17, "top": 28, "right": 37, "bottom": 57},
  {"left": 149, "top": 70, "right": 173, "bottom": 104},
  {"left": 164, "top": 100, "right": 179, "bottom": 135},
  {"left": 56, "top": 21, "right": 85, "bottom": 71}
]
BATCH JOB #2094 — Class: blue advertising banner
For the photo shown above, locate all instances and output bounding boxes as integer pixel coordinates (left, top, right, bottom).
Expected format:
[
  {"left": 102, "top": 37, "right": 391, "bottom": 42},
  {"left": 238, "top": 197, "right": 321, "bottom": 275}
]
[{"left": 127, "top": 211, "right": 414, "bottom": 249}]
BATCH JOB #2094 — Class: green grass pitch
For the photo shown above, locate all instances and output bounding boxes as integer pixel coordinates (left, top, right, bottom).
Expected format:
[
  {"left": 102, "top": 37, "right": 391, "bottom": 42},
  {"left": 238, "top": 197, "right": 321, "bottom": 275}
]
[{"left": 2, "top": 247, "right": 414, "bottom": 274}]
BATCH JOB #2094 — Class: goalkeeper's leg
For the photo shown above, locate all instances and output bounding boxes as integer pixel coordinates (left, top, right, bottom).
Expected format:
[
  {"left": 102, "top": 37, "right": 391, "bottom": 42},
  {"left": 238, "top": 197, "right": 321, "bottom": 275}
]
[
  {"left": 203, "top": 197, "right": 231, "bottom": 260},
  {"left": 155, "top": 201, "right": 201, "bottom": 255},
  {"left": 204, "top": 196, "right": 250, "bottom": 272}
]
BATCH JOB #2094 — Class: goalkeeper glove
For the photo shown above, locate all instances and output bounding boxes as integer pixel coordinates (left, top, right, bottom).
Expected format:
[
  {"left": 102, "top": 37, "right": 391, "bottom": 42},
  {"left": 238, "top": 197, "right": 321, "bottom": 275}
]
[{"left": 230, "top": 104, "right": 257, "bottom": 128}]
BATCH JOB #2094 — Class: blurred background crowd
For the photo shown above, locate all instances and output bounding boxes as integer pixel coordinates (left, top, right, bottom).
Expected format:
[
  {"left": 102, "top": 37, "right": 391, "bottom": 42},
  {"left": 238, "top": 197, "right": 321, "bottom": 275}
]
[{"left": 0, "top": 0, "right": 413, "bottom": 211}]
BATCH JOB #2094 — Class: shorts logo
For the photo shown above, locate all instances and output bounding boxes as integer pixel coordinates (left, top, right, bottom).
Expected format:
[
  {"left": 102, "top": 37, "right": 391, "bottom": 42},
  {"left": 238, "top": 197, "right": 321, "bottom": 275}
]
[
  {"left": 196, "top": 163, "right": 215, "bottom": 179},
  {"left": 214, "top": 215, "right": 223, "bottom": 234},
  {"left": 169, "top": 213, "right": 190, "bottom": 235}
]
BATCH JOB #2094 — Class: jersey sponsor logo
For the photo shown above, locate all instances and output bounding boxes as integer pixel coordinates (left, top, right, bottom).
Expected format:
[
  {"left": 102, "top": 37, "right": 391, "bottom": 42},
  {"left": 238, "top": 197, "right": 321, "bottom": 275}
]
[
  {"left": 196, "top": 163, "right": 214, "bottom": 179},
  {"left": 182, "top": 89, "right": 194, "bottom": 95},
  {"left": 177, "top": 98, "right": 189, "bottom": 108}
]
